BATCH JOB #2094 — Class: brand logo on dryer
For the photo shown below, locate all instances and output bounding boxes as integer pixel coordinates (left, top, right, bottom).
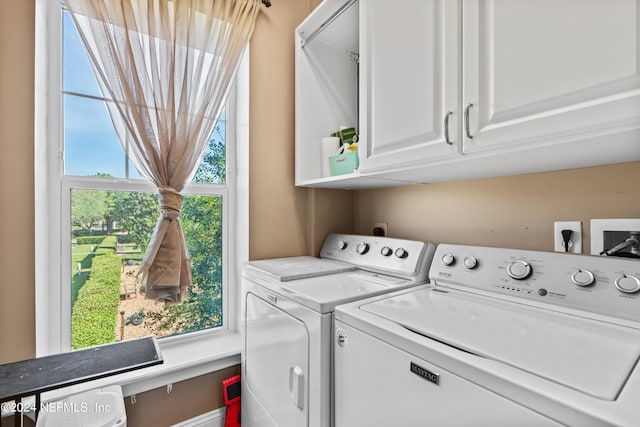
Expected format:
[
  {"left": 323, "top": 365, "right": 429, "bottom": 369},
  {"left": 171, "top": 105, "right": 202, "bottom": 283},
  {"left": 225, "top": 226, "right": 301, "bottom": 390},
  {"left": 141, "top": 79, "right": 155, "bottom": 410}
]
[{"left": 410, "top": 362, "right": 440, "bottom": 385}]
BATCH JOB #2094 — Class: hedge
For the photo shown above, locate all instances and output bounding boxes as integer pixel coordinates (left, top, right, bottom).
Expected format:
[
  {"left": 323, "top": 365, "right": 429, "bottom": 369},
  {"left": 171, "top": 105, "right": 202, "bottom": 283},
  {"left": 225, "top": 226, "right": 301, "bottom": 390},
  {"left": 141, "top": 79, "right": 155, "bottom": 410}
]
[
  {"left": 117, "top": 234, "right": 135, "bottom": 244},
  {"left": 71, "top": 254, "right": 121, "bottom": 349},
  {"left": 73, "top": 229, "right": 108, "bottom": 237},
  {"left": 95, "top": 235, "right": 118, "bottom": 256},
  {"left": 75, "top": 236, "right": 106, "bottom": 246}
]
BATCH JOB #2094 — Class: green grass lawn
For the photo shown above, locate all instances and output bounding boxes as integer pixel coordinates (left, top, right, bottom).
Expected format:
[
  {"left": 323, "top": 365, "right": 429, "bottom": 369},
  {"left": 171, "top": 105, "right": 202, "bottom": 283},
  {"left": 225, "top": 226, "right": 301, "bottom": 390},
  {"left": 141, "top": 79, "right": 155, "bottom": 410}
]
[
  {"left": 71, "top": 272, "right": 89, "bottom": 306},
  {"left": 72, "top": 244, "right": 94, "bottom": 262},
  {"left": 71, "top": 244, "right": 95, "bottom": 306}
]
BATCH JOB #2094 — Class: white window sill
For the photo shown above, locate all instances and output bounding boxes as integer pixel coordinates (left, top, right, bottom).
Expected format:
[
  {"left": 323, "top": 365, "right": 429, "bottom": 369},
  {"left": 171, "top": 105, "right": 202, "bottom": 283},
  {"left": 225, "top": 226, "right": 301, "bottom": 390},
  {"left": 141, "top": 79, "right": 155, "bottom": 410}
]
[{"left": 41, "top": 331, "right": 241, "bottom": 402}]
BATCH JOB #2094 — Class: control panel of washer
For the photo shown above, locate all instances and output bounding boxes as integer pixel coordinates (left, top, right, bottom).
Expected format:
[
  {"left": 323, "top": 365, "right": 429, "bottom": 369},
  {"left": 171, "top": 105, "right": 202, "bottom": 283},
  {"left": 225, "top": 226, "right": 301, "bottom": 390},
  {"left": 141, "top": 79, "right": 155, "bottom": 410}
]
[
  {"left": 431, "top": 244, "right": 640, "bottom": 323},
  {"left": 320, "top": 233, "right": 436, "bottom": 282}
]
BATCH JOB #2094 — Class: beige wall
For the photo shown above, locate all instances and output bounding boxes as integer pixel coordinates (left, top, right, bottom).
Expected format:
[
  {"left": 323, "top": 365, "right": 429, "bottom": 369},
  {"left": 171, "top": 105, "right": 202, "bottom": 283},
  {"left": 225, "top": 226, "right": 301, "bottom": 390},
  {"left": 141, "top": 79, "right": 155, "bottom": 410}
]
[
  {"left": 0, "top": 0, "right": 36, "bottom": 364},
  {"left": 124, "top": 365, "right": 240, "bottom": 427},
  {"left": 306, "top": 188, "right": 354, "bottom": 256},
  {"left": 355, "top": 161, "right": 640, "bottom": 253},
  {"left": 248, "top": 0, "right": 349, "bottom": 260}
]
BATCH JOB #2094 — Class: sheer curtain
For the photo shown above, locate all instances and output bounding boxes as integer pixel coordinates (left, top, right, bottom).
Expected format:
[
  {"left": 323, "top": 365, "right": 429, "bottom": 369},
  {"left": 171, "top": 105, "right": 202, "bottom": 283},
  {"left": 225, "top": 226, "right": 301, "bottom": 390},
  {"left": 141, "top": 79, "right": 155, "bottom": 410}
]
[{"left": 65, "top": 0, "right": 261, "bottom": 302}]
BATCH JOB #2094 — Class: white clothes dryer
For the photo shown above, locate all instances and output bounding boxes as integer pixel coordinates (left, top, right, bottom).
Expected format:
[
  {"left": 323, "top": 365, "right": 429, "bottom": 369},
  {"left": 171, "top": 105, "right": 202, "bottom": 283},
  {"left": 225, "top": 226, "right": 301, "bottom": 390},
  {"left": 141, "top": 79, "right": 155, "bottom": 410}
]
[
  {"left": 334, "top": 244, "right": 640, "bottom": 427},
  {"left": 241, "top": 233, "right": 435, "bottom": 427}
]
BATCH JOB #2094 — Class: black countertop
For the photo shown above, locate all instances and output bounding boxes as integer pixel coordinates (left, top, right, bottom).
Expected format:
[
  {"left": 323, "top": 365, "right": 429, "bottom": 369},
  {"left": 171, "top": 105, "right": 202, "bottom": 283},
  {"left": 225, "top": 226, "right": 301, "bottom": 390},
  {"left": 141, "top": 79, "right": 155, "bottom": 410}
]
[{"left": 0, "top": 336, "right": 162, "bottom": 402}]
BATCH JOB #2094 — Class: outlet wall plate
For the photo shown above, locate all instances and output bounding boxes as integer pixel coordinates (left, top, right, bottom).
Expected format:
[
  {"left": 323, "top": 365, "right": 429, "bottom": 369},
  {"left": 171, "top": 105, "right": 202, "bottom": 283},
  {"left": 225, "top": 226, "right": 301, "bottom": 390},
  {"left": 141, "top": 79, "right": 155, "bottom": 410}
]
[
  {"left": 591, "top": 219, "right": 640, "bottom": 255},
  {"left": 554, "top": 221, "right": 582, "bottom": 253},
  {"left": 373, "top": 222, "right": 388, "bottom": 237}
]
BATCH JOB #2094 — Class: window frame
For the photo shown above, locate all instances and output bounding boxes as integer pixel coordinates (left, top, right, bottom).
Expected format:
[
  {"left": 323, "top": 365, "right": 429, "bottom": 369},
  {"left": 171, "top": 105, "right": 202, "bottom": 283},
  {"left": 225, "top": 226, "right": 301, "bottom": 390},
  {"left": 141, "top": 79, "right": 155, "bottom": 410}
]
[{"left": 35, "top": 0, "right": 246, "bottom": 366}]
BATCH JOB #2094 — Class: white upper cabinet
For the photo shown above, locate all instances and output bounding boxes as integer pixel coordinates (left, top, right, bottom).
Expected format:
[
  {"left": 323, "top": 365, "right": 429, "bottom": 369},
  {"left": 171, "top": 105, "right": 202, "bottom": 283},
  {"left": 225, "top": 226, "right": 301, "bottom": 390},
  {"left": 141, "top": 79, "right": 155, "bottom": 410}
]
[
  {"left": 295, "top": 0, "right": 640, "bottom": 188},
  {"left": 462, "top": 0, "right": 640, "bottom": 156},
  {"left": 357, "top": 0, "right": 460, "bottom": 172}
]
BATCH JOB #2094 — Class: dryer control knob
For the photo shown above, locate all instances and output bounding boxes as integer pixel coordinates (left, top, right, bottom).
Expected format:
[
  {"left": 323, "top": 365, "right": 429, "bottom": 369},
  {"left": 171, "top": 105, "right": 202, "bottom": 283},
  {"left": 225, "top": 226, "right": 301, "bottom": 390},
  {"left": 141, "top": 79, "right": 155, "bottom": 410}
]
[
  {"left": 571, "top": 269, "right": 595, "bottom": 287},
  {"left": 395, "top": 248, "right": 408, "bottom": 259},
  {"left": 441, "top": 253, "right": 455, "bottom": 266},
  {"left": 507, "top": 260, "right": 532, "bottom": 280},
  {"left": 336, "top": 329, "right": 347, "bottom": 347},
  {"left": 380, "top": 246, "right": 392, "bottom": 256},
  {"left": 338, "top": 240, "right": 348, "bottom": 250},
  {"left": 356, "top": 242, "right": 369, "bottom": 255},
  {"left": 463, "top": 257, "right": 478, "bottom": 270},
  {"left": 615, "top": 274, "right": 640, "bottom": 294}
]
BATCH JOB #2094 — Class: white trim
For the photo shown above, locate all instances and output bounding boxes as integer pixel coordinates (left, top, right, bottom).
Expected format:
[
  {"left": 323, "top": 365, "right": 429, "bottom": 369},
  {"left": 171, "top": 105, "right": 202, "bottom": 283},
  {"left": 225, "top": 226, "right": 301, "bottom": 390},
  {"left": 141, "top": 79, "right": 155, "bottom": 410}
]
[
  {"left": 231, "top": 47, "right": 250, "bottom": 333},
  {"left": 35, "top": 0, "right": 64, "bottom": 356},
  {"left": 171, "top": 407, "right": 226, "bottom": 427}
]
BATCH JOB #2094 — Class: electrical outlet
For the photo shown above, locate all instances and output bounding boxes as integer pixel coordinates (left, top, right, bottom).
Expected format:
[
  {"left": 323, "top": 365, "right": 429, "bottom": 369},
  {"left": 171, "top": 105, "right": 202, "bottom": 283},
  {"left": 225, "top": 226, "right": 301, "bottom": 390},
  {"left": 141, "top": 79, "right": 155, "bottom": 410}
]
[
  {"left": 373, "top": 222, "right": 388, "bottom": 237},
  {"left": 554, "top": 221, "right": 582, "bottom": 253}
]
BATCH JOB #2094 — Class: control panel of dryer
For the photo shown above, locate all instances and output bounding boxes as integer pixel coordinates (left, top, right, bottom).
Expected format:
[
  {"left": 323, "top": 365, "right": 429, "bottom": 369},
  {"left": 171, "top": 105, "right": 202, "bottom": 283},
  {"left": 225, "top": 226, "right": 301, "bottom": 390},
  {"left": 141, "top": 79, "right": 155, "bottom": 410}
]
[
  {"left": 320, "top": 234, "right": 435, "bottom": 283},
  {"left": 431, "top": 244, "right": 640, "bottom": 324}
]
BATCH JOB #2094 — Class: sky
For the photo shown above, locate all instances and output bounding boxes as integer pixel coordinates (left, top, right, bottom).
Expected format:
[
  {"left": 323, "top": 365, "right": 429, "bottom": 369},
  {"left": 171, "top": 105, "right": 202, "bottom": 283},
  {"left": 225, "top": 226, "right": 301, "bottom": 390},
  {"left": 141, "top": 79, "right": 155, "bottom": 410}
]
[
  {"left": 62, "top": 11, "right": 225, "bottom": 181},
  {"left": 63, "top": 11, "right": 142, "bottom": 179}
]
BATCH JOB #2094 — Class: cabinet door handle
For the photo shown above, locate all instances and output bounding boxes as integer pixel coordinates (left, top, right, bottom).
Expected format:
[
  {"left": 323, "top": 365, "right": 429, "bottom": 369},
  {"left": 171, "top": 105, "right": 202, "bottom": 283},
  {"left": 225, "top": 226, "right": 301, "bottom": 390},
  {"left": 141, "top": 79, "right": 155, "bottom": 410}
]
[
  {"left": 464, "top": 103, "right": 474, "bottom": 139},
  {"left": 444, "top": 111, "right": 454, "bottom": 145}
]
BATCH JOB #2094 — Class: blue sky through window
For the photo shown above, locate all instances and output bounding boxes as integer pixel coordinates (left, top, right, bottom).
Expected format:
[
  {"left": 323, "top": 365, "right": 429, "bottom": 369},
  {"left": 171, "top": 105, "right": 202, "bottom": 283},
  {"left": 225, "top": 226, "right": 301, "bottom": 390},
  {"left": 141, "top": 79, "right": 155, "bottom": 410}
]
[
  {"left": 63, "top": 11, "right": 101, "bottom": 96},
  {"left": 63, "top": 10, "right": 226, "bottom": 182}
]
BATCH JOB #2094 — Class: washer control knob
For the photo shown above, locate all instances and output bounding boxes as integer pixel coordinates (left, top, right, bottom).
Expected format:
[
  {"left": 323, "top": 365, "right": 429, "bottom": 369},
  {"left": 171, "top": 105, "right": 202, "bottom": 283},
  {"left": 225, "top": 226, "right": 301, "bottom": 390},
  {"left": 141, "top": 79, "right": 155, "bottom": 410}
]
[
  {"left": 463, "top": 257, "right": 478, "bottom": 270},
  {"left": 395, "top": 248, "right": 408, "bottom": 259},
  {"left": 507, "top": 260, "right": 532, "bottom": 280},
  {"left": 356, "top": 242, "right": 369, "bottom": 255},
  {"left": 571, "top": 269, "right": 595, "bottom": 287},
  {"left": 615, "top": 274, "right": 640, "bottom": 294},
  {"left": 338, "top": 240, "right": 348, "bottom": 250},
  {"left": 380, "top": 246, "right": 392, "bottom": 257},
  {"left": 441, "top": 253, "right": 455, "bottom": 266}
]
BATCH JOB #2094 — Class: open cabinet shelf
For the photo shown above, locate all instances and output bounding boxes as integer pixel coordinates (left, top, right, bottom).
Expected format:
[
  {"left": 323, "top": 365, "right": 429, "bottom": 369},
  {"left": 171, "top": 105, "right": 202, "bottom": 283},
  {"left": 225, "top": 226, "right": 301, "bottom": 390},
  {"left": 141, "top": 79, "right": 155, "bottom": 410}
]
[{"left": 295, "top": 0, "right": 362, "bottom": 187}]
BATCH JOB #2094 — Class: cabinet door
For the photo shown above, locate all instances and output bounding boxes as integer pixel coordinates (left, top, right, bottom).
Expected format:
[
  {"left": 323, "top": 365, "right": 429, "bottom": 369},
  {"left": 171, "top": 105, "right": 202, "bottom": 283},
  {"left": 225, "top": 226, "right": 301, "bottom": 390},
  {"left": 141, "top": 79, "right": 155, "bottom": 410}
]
[
  {"left": 463, "top": 0, "right": 640, "bottom": 154},
  {"left": 358, "top": 0, "right": 459, "bottom": 173}
]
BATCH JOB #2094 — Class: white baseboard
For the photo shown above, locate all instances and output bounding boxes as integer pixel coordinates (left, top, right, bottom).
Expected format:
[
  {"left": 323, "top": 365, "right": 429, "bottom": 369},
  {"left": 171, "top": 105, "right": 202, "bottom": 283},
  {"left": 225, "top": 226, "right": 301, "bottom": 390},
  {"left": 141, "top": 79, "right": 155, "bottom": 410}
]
[{"left": 171, "top": 407, "right": 226, "bottom": 427}]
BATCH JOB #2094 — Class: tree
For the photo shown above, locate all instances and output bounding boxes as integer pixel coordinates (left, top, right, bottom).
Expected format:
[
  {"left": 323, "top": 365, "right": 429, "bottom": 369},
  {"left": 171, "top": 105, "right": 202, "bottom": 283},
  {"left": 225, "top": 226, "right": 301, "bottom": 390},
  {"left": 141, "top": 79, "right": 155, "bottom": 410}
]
[
  {"left": 111, "top": 191, "right": 157, "bottom": 253},
  {"left": 71, "top": 189, "right": 109, "bottom": 232},
  {"left": 194, "top": 124, "right": 226, "bottom": 184},
  {"left": 93, "top": 174, "right": 117, "bottom": 233}
]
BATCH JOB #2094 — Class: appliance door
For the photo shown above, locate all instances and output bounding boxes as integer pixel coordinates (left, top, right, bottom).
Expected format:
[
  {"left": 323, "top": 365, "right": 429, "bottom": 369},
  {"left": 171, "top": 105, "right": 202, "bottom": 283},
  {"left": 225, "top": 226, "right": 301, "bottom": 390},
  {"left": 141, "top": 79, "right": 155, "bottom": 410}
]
[
  {"left": 244, "top": 291, "right": 310, "bottom": 427},
  {"left": 334, "top": 321, "right": 564, "bottom": 427}
]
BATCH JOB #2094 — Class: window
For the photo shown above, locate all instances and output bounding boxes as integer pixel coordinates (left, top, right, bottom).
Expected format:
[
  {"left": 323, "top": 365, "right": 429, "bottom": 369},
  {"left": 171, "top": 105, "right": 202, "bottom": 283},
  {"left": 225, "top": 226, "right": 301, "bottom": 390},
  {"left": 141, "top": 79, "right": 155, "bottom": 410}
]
[{"left": 35, "top": 3, "right": 246, "bottom": 355}]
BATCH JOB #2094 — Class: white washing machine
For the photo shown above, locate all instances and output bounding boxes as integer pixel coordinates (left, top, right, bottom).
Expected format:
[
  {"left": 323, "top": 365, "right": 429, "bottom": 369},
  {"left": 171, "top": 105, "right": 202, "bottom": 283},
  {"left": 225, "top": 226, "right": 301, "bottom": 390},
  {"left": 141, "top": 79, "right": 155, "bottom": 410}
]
[
  {"left": 241, "top": 233, "right": 435, "bottom": 427},
  {"left": 335, "top": 244, "right": 640, "bottom": 427}
]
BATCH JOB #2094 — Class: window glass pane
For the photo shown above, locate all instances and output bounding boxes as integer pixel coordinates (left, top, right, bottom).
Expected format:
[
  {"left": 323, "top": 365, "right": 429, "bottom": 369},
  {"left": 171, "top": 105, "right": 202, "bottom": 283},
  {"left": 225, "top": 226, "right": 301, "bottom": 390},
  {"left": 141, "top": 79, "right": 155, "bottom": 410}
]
[
  {"left": 64, "top": 94, "right": 127, "bottom": 178},
  {"left": 63, "top": 10, "right": 102, "bottom": 97},
  {"left": 70, "top": 189, "right": 223, "bottom": 350},
  {"left": 194, "top": 121, "right": 226, "bottom": 184},
  {"left": 127, "top": 160, "right": 144, "bottom": 180}
]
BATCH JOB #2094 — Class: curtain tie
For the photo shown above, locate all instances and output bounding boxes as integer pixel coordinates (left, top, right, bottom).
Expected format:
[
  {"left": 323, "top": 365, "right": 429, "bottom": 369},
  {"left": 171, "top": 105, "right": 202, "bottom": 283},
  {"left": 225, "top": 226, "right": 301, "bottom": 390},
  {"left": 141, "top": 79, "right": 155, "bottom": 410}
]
[{"left": 158, "top": 186, "right": 183, "bottom": 220}]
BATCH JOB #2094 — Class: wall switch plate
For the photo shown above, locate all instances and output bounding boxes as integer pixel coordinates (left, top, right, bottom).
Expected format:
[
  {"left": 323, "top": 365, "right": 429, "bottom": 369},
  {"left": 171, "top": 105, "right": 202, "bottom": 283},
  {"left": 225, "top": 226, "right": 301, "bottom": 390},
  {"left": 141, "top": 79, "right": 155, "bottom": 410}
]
[
  {"left": 554, "top": 221, "right": 582, "bottom": 253},
  {"left": 373, "top": 222, "right": 388, "bottom": 237}
]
